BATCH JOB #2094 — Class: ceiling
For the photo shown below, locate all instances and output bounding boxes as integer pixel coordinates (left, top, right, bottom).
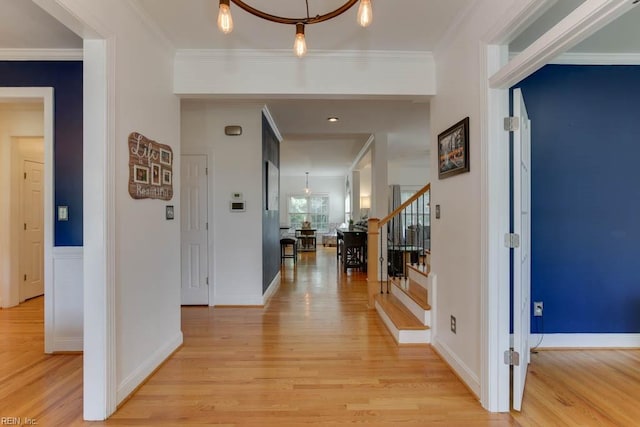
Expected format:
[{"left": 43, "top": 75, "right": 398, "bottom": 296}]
[{"left": 2, "top": 0, "right": 639, "bottom": 178}]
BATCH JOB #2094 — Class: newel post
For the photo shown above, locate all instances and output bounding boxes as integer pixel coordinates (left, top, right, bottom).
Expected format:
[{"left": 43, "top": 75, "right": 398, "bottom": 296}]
[{"left": 367, "top": 218, "right": 380, "bottom": 309}]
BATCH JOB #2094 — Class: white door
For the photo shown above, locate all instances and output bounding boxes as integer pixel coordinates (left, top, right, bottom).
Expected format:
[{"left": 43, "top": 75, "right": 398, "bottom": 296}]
[
  {"left": 512, "top": 88, "right": 532, "bottom": 411},
  {"left": 181, "top": 155, "right": 209, "bottom": 305},
  {"left": 21, "top": 160, "right": 44, "bottom": 301}
]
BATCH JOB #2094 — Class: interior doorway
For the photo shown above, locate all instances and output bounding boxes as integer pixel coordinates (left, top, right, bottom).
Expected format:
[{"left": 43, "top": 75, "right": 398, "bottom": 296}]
[{"left": 0, "top": 88, "right": 54, "bottom": 353}]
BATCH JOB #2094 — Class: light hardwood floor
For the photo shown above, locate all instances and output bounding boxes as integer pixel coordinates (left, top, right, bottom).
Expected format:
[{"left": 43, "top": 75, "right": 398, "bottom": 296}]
[{"left": 1, "top": 247, "right": 638, "bottom": 426}]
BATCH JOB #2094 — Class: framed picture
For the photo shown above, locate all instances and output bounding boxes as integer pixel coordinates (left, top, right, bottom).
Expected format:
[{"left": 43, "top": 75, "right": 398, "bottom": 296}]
[
  {"left": 438, "top": 117, "right": 470, "bottom": 179},
  {"left": 160, "top": 148, "right": 172, "bottom": 166},
  {"left": 162, "top": 169, "right": 172, "bottom": 185},
  {"left": 151, "top": 163, "right": 161, "bottom": 186},
  {"left": 133, "top": 164, "right": 149, "bottom": 184}
]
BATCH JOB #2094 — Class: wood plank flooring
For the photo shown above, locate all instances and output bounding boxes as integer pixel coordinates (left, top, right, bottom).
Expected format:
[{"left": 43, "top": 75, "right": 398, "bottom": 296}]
[{"left": 1, "top": 247, "right": 639, "bottom": 425}]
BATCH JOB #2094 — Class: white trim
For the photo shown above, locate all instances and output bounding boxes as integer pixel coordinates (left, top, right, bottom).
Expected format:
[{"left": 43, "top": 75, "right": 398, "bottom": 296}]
[
  {"left": 433, "top": 338, "right": 480, "bottom": 397},
  {"left": 215, "top": 293, "right": 265, "bottom": 306},
  {"left": 547, "top": 52, "right": 640, "bottom": 65},
  {"left": 176, "top": 48, "right": 433, "bottom": 62},
  {"left": 261, "top": 105, "right": 283, "bottom": 142},
  {"left": 82, "top": 37, "right": 118, "bottom": 421},
  {"left": 349, "top": 134, "right": 375, "bottom": 173},
  {"left": 531, "top": 333, "right": 640, "bottom": 348},
  {"left": 433, "top": 0, "right": 483, "bottom": 57},
  {"left": 490, "top": 0, "right": 635, "bottom": 89},
  {"left": 53, "top": 337, "right": 83, "bottom": 351},
  {"left": 116, "top": 332, "right": 183, "bottom": 403},
  {"left": 125, "top": 0, "right": 175, "bottom": 52},
  {"left": 262, "top": 271, "right": 281, "bottom": 305},
  {"left": 0, "top": 49, "right": 83, "bottom": 61}
]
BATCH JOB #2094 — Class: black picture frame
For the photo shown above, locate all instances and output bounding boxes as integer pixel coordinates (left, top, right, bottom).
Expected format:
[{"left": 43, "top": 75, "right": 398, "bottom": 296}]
[{"left": 438, "top": 117, "right": 470, "bottom": 179}]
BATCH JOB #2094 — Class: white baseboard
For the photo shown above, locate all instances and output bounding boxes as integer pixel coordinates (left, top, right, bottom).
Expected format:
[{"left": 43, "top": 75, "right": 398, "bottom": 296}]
[
  {"left": 432, "top": 338, "right": 480, "bottom": 397},
  {"left": 52, "top": 337, "right": 83, "bottom": 352},
  {"left": 530, "top": 333, "right": 640, "bottom": 348},
  {"left": 116, "top": 332, "right": 183, "bottom": 404},
  {"left": 263, "top": 271, "right": 281, "bottom": 305}
]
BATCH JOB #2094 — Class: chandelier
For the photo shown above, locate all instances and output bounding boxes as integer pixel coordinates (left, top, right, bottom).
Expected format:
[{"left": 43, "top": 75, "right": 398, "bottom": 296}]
[{"left": 217, "top": 0, "right": 373, "bottom": 57}]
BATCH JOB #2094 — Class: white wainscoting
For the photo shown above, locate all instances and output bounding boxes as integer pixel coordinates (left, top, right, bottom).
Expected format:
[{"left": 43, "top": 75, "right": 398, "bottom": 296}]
[{"left": 51, "top": 246, "right": 83, "bottom": 352}]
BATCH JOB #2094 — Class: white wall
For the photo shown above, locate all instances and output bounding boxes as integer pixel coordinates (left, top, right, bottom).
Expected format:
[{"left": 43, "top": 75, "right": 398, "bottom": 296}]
[
  {"left": 279, "top": 175, "right": 345, "bottom": 228},
  {"left": 388, "top": 163, "right": 430, "bottom": 186},
  {"left": 0, "top": 105, "right": 44, "bottom": 308},
  {"left": 110, "top": 11, "right": 182, "bottom": 404},
  {"left": 181, "top": 100, "right": 264, "bottom": 306},
  {"left": 62, "top": 0, "right": 183, "bottom": 413},
  {"left": 429, "top": 0, "right": 520, "bottom": 397}
]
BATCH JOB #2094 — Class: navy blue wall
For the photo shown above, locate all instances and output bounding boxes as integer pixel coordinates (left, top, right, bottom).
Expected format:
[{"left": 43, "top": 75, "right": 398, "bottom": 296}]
[
  {"left": 517, "top": 65, "right": 640, "bottom": 333},
  {"left": 0, "top": 61, "right": 83, "bottom": 246}
]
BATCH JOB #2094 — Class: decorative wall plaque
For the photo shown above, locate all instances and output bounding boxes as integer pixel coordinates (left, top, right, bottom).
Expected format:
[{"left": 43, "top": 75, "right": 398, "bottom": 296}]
[{"left": 128, "top": 132, "right": 173, "bottom": 200}]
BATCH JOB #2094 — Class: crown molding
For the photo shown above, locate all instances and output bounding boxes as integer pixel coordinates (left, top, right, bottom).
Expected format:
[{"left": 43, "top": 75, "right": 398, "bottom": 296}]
[
  {"left": 126, "top": 0, "right": 175, "bottom": 52},
  {"left": 0, "top": 48, "right": 83, "bottom": 61},
  {"left": 176, "top": 48, "right": 433, "bottom": 63},
  {"left": 546, "top": 51, "right": 640, "bottom": 65},
  {"left": 510, "top": 50, "right": 640, "bottom": 65}
]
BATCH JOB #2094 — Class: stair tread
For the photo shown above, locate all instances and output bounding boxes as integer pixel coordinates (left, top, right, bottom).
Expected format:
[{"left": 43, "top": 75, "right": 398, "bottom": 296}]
[
  {"left": 391, "top": 278, "right": 430, "bottom": 310},
  {"left": 406, "top": 262, "right": 430, "bottom": 277},
  {"left": 375, "top": 294, "right": 429, "bottom": 330}
]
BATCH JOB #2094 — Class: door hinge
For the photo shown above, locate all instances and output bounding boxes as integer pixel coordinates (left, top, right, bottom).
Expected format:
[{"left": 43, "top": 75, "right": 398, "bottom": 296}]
[
  {"left": 24, "top": 172, "right": 27, "bottom": 179},
  {"left": 206, "top": 222, "right": 209, "bottom": 230},
  {"left": 504, "top": 233, "right": 520, "bottom": 248},
  {"left": 504, "top": 349, "right": 520, "bottom": 366},
  {"left": 504, "top": 117, "right": 520, "bottom": 132},
  {"left": 205, "top": 167, "right": 208, "bottom": 176},
  {"left": 24, "top": 223, "right": 27, "bottom": 230},
  {"left": 24, "top": 274, "right": 27, "bottom": 281},
  {"left": 206, "top": 277, "right": 209, "bottom": 285}
]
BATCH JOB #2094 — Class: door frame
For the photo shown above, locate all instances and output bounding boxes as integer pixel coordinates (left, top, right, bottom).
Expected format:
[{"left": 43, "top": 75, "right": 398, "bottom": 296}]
[
  {"left": 180, "top": 153, "right": 211, "bottom": 306},
  {"left": 481, "top": 0, "right": 636, "bottom": 412},
  {"left": 0, "top": 87, "right": 54, "bottom": 352}
]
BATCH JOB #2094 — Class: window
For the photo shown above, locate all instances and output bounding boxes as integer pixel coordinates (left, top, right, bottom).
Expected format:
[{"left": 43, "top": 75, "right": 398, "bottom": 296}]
[{"left": 288, "top": 194, "right": 330, "bottom": 232}]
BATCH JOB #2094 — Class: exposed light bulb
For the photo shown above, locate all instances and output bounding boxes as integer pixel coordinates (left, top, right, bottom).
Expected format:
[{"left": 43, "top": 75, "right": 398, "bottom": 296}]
[
  {"left": 357, "top": 0, "right": 373, "bottom": 28},
  {"left": 293, "top": 23, "right": 307, "bottom": 58},
  {"left": 305, "top": 172, "right": 310, "bottom": 194},
  {"left": 217, "top": 0, "right": 233, "bottom": 34}
]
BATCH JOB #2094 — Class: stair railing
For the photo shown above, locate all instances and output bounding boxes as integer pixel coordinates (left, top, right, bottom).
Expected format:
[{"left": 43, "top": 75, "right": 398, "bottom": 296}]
[{"left": 366, "top": 183, "right": 430, "bottom": 308}]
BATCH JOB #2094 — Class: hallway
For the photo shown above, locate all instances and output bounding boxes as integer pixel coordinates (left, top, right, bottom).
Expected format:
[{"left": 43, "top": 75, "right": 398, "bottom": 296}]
[
  {"left": 3, "top": 247, "right": 639, "bottom": 425},
  {"left": 104, "top": 247, "right": 511, "bottom": 425}
]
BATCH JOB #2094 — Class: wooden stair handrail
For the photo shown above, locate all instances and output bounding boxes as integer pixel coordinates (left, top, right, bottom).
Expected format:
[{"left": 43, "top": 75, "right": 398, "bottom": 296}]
[{"left": 378, "top": 183, "right": 430, "bottom": 228}]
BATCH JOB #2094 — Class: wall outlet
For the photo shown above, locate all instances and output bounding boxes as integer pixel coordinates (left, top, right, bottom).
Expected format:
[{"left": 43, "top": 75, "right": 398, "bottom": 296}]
[
  {"left": 450, "top": 315, "right": 457, "bottom": 334},
  {"left": 533, "top": 301, "right": 543, "bottom": 317}
]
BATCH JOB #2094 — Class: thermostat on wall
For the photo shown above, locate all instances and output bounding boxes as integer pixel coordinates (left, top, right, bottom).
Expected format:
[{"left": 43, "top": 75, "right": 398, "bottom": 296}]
[{"left": 230, "top": 201, "right": 246, "bottom": 212}]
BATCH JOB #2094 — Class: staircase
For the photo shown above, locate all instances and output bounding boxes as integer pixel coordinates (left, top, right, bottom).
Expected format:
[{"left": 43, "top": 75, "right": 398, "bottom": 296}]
[
  {"left": 367, "top": 184, "right": 435, "bottom": 345},
  {"left": 375, "top": 261, "right": 436, "bottom": 344}
]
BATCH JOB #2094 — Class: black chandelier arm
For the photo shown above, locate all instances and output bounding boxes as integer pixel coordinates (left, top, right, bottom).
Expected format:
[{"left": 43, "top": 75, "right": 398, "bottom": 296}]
[{"left": 229, "top": 0, "right": 360, "bottom": 25}]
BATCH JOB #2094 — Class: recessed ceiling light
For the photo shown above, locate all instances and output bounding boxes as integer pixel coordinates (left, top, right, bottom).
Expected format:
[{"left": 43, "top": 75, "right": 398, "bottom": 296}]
[{"left": 327, "top": 117, "right": 339, "bottom": 122}]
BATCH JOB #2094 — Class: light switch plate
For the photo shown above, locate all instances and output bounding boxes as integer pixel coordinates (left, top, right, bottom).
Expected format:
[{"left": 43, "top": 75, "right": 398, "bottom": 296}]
[{"left": 58, "top": 206, "right": 68, "bottom": 221}]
